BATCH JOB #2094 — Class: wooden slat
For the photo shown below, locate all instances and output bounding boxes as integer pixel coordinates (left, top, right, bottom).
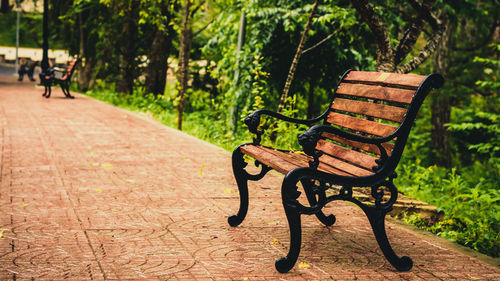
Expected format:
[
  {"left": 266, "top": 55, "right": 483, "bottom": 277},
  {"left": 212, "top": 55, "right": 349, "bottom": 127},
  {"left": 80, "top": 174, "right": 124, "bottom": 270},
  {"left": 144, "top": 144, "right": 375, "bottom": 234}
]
[
  {"left": 336, "top": 83, "right": 414, "bottom": 104},
  {"left": 263, "top": 147, "right": 353, "bottom": 176},
  {"left": 331, "top": 98, "right": 407, "bottom": 123},
  {"left": 326, "top": 112, "right": 398, "bottom": 137},
  {"left": 316, "top": 140, "right": 377, "bottom": 170},
  {"left": 240, "top": 144, "right": 368, "bottom": 177},
  {"left": 344, "top": 71, "right": 425, "bottom": 89},
  {"left": 280, "top": 150, "right": 351, "bottom": 176},
  {"left": 319, "top": 154, "right": 373, "bottom": 177},
  {"left": 321, "top": 132, "right": 394, "bottom": 155},
  {"left": 240, "top": 145, "right": 299, "bottom": 174},
  {"left": 265, "top": 146, "right": 367, "bottom": 177}
]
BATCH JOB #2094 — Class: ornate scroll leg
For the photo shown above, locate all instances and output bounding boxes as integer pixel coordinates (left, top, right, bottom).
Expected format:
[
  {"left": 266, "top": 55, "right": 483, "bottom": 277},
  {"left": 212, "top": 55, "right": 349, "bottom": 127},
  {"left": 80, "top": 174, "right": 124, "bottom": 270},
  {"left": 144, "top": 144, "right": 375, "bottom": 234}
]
[
  {"left": 363, "top": 203, "right": 413, "bottom": 271},
  {"left": 228, "top": 147, "right": 250, "bottom": 227},
  {"left": 228, "top": 146, "right": 271, "bottom": 227},
  {"left": 276, "top": 172, "right": 303, "bottom": 273},
  {"left": 301, "top": 179, "right": 336, "bottom": 226}
]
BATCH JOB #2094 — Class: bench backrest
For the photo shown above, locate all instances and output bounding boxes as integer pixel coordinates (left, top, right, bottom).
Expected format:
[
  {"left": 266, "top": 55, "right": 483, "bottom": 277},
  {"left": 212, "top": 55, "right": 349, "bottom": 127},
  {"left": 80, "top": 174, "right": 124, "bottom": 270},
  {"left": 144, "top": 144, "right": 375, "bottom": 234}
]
[
  {"left": 317, "top": 70, "right": 443, "bottom": 174},
  {"left": 61, "top": 59, "right": 79, "bottom": 80}
]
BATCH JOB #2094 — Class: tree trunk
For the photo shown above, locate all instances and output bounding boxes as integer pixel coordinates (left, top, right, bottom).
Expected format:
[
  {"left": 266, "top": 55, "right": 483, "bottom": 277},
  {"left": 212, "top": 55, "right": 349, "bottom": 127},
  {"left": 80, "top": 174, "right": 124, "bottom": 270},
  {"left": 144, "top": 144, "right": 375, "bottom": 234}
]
[
  {"left": 145, "top": 29, "right": 173, "bottom": 96},
  {"left": 176, "top": 0, "right": 192, "bottom": 130},
  {"left": 77, "top": 12, "right": 86, "bottom": 91},
  {"left": 431, "top": 23, "right": 452, "bottom": 167},
  {"left": 116, "top": 0, "right": 139, "bottom": 95},
  {"left": 79, "top": 56, "right": 95, "bottom": 92},
  {"left": 1, "top": 0, "right": 9, "bottom": 13},
  {"left": 430, "top": 95, "right": 451, "bottom": 166}
]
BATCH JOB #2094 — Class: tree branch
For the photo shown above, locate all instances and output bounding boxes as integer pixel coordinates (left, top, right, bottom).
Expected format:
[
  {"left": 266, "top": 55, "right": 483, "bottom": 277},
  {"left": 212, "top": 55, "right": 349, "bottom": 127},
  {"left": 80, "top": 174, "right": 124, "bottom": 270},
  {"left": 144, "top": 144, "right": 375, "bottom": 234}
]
[
  {"left": 396, "top": 19, "right": 446, "bottom": 73},
  {"left": 395, "top": 0, "right": 436, "bottom": 65},
  {"left": 302, "top": 30, "right": 337, "bottom": 54},
  {"left": 350, "top": 0, "right": 393, "bottom": 67},
  {"left": 406, "top": 0, "right": 440, "bottom": 30},
  {"left": 190, "top": 0, "right": 205, "bottom": 19},
  {"left": 277, "top": 0, "right": 320, "bottom": 113},
  {"left": 192, "top": 18, "right": 215, "bottom": 38}
]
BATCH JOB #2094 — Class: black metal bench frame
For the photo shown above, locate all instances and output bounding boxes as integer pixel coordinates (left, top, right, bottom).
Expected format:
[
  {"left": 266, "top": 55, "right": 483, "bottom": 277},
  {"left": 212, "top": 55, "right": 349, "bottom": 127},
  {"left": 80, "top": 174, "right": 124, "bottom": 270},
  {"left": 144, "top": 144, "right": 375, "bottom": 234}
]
[
  {"left": 41, "top": 59, "right": 79, "bottom": 99},
  {"left": 227, "top": 69, "right": 444, "bottom": 273}
]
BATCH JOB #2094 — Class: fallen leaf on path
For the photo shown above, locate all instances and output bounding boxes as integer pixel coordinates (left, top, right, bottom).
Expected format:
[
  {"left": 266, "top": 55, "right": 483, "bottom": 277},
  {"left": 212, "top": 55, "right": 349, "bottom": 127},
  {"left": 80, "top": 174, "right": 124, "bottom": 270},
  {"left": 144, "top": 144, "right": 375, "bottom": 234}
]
[
  {"left": 298, "top": 261, "right": 310, "bottom": 268},
  {"left": 95, "top": 188, "right": 103, "bottom": 193},
  {"left": 90, "top": 162, "right": 99, "bottom": 167},
  {"left": 19, "top": 203, "right": 28, "bottom": 207},
  {"left": 272, "top": 238, "right": 279, "bottom": 244},
  {"left": 101, "top": 163, "right": 113, "bottom": 168},
  {"left": 223, "top": 189, "right": 232, "bottom": 194}
]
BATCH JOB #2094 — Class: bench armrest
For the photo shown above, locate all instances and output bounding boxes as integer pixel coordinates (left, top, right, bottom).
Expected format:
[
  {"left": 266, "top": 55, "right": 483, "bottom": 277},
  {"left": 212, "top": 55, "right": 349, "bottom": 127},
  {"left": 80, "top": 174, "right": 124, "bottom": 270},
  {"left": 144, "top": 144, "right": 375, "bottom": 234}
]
[
  {"left": 298, "top": 124, "right": 392, "bottom": 168},
  {"left": 52, "top": 67, "right": 66, "bottom": 72},
  {"left": 244, "top": 109, "right": 324, "bottom": 144}
]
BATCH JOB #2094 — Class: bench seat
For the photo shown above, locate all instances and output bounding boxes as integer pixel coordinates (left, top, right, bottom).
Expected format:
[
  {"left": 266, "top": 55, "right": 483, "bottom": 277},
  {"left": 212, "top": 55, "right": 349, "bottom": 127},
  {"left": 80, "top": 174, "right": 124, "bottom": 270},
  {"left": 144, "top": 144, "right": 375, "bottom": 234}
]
[{"left": 241, "top": 144, "right": 375, "bottom": 177}]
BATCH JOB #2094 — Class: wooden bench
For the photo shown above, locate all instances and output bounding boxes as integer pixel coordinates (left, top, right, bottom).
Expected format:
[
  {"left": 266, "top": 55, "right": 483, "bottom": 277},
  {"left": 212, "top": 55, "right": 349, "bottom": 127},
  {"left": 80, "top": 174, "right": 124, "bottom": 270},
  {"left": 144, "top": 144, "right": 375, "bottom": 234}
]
[
  {"left": 227, "top": 70, "right": 444, "bottom": 273},
  {"left": 41, "top": 58, "right": 79, "bottom": 99}
]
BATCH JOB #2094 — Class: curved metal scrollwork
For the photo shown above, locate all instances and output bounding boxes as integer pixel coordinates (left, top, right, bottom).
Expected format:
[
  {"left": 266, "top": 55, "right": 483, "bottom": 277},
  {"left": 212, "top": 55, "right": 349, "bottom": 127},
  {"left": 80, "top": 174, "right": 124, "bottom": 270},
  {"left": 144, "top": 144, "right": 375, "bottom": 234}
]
[
  {"left": 370, "top": 180, "right": 398, "bottom": 210},
  {"left": 245, "top": 160, "right": 272, "bottom": 181},
  {"left": 278, "top": 171, "right": 411, "bottom": 273}
]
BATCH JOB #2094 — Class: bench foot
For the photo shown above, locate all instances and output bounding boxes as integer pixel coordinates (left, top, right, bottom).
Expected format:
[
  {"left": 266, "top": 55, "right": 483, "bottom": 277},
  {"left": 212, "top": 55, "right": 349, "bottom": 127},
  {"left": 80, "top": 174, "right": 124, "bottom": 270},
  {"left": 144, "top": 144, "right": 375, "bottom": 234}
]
[
  {"left": 275, "top": 204, "right": 302, "bottom": 273},
  {"left": 358, "top": 181, "right": 413, "bottom": 271},
  {"left": 364, "top": 205, "right": 413, "bottom": 271},
  {"left": 276, "top": 172, "right": 304, "bottom": 273},
  {"left": 61, "top": 84, "right": 74, "bottom": 99}
]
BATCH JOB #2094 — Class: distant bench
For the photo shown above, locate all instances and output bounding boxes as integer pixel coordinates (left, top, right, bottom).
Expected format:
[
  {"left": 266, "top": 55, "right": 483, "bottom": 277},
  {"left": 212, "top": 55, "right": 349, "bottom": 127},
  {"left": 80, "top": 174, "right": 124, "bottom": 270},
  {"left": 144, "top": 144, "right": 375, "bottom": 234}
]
[
  {"left": 227, "top": 70, "right": 444, "bottom": 273},
  {"left": 41, "top": 58, "right": 79, "bottom": 99}
]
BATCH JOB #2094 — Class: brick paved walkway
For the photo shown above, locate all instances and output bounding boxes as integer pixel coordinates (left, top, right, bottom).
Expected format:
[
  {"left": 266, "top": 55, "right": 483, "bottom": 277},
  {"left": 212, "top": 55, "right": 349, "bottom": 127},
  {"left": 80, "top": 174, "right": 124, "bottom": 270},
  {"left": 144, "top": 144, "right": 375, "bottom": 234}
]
[{"left": 0, "top": 76, "right": 498, "bottom": 280}]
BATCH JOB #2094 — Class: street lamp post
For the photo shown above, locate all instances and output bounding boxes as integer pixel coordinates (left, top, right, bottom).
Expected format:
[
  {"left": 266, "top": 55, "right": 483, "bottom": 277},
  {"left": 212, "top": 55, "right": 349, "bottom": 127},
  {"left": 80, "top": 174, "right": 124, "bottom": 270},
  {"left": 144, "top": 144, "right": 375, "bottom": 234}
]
[
  {"left": 15, "top": 0, "right": 20, "bottom": 75},
  {"left": 41, "top": 0, "right": 49, "bottom": 73}
]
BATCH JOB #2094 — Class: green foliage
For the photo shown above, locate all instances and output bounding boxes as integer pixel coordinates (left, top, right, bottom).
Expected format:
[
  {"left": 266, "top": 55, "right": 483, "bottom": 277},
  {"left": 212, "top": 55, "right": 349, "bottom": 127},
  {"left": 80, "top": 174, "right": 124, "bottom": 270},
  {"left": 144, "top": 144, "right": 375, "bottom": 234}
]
[
  {"left": 396, "top": 163, "right": 500, "bottom": 257},
  {"left": 0, "top": 11, "right": 48, "bottom": 48}
]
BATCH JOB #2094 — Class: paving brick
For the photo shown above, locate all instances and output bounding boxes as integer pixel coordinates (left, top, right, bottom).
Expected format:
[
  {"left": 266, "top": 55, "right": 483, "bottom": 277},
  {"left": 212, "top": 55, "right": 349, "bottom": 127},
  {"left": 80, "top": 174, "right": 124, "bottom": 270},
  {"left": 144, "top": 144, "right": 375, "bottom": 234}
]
[{"left": 0, "top": 76, "right": 499, "bottom": 280}]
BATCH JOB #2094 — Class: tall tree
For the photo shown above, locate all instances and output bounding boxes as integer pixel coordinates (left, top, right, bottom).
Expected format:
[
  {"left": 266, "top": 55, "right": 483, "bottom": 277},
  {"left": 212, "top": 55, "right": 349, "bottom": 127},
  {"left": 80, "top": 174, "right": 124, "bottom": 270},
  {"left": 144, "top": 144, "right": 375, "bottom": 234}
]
[
  {"left": 176, "top": 0, "right": 207, "bottom": 130},
  {"left": 429, "top": 0, "right": 499, "bottom": 166},
  {"left": 115, "top": 0, "right": 140, "bottom": 95},
  {"left": 176, "top": 0, "right": 193, "bottom": 130},
  {"left": 144, "top": 0, "right": 177, "bottom": 96}
]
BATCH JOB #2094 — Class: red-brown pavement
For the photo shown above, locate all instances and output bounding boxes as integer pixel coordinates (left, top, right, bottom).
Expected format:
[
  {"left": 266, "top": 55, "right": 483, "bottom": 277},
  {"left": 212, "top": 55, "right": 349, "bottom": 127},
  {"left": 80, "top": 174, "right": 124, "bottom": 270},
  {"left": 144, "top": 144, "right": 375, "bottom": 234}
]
[{"left": 0, "top": 75, "right": 498, "bottom": 281}]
